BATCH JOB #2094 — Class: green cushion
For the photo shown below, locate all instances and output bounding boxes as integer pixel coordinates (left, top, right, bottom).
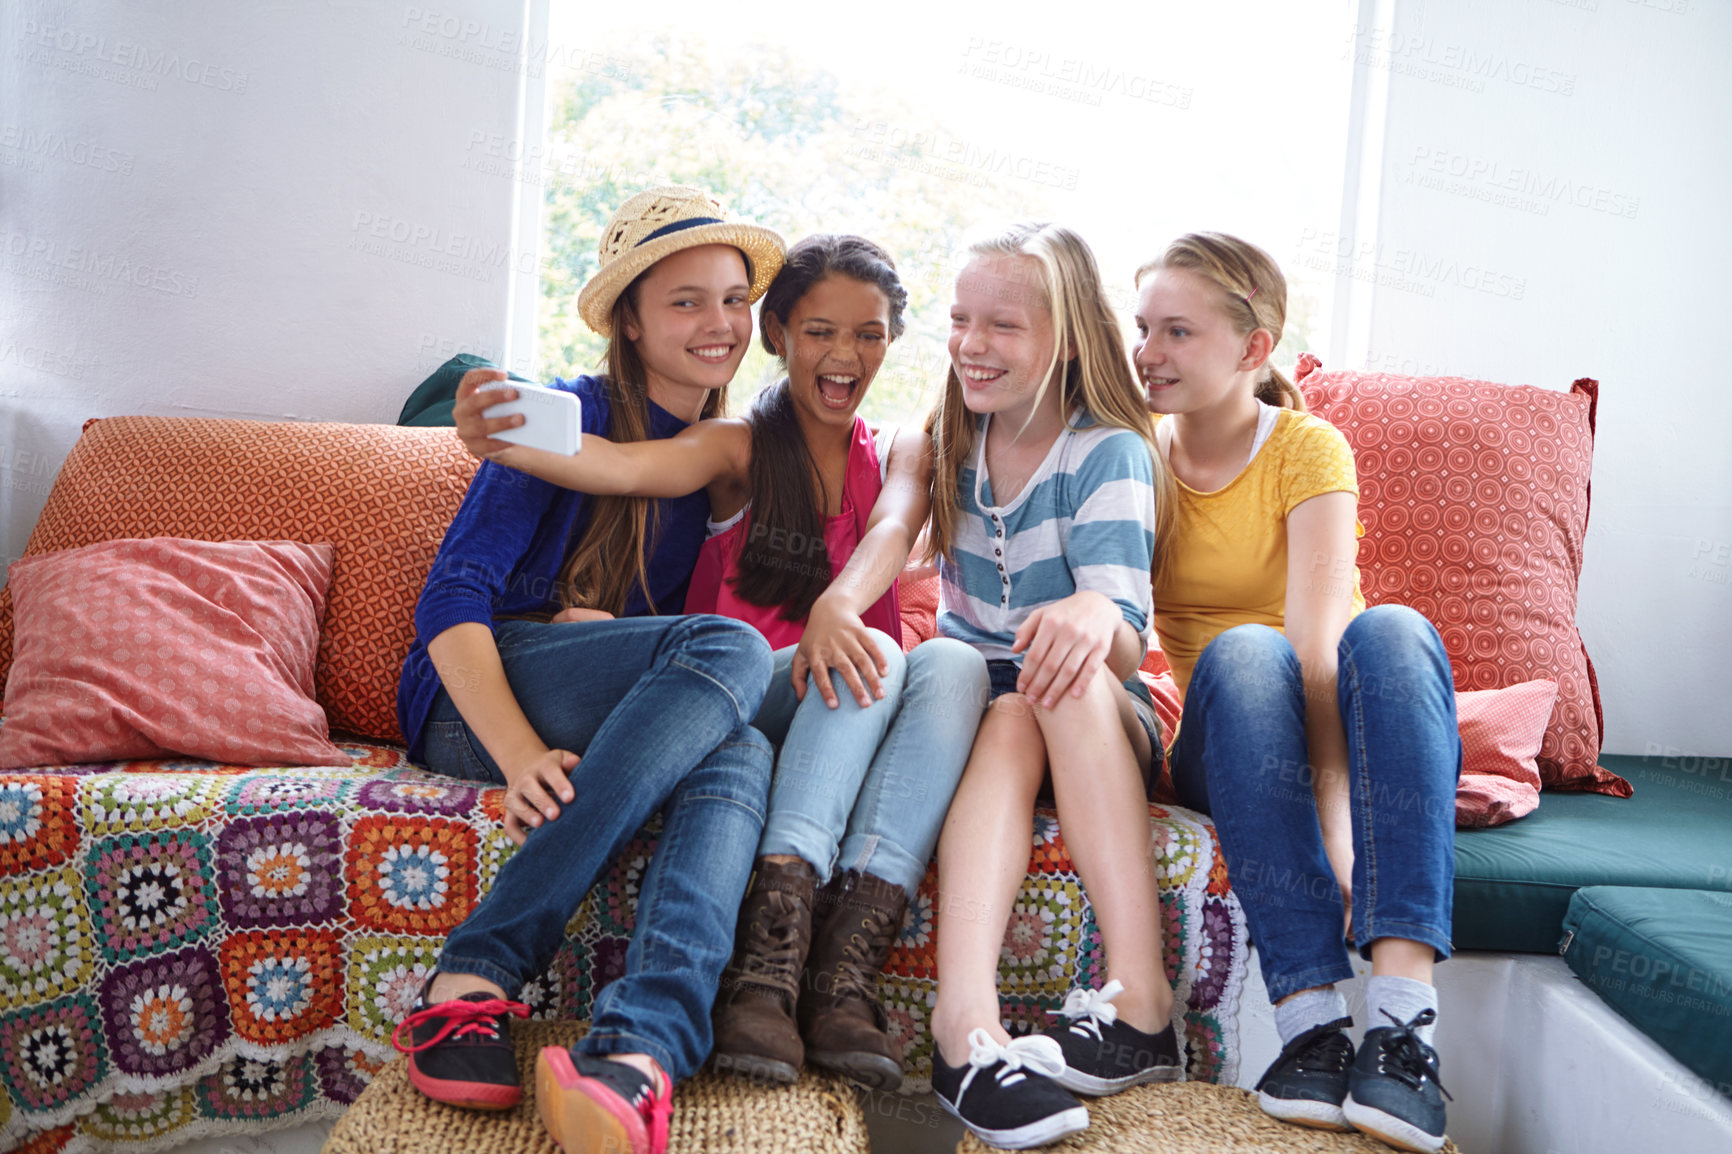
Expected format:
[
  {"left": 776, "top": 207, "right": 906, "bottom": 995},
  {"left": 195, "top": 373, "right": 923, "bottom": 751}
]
[
  {"left": 1562, "top": 886, "right": 1732, "bottom": 1094},
  {"left": 398, "top": 353, "right": 533, "bottom": 428},
  {"left": 1453, "top": 754, "right": 1732, "bottom": 952}
]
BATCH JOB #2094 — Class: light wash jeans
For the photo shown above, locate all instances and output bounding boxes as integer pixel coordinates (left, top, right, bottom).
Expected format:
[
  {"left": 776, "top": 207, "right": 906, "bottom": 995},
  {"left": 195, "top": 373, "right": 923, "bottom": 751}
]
[
  {"left": 417, "top": 614, "right": 774, "bottom": 1080},
  {"left": 1168, "top": 605, "right": 1461, "bottom": 1002},
  {"left": 752, "top": 632, "right": 989, "bottom": 896}
]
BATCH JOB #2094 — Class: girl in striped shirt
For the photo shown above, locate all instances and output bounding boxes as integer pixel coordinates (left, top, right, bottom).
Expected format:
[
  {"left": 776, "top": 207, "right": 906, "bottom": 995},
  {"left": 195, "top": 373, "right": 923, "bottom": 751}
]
[{"left": 923, "top": 223, "right": 1179, "bottom": 1149}]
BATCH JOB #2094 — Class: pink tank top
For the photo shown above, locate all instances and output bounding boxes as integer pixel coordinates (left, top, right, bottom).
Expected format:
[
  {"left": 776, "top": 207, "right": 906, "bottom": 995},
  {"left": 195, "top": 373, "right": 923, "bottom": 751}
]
[{"left": 685, "top": 417, "right": 902, "bottom": 650}]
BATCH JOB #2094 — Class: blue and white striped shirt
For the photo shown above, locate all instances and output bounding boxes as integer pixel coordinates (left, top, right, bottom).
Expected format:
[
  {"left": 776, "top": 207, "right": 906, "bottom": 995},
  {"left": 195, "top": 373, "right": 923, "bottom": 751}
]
[{"left": 938, "top": 412, "right": 1157, "bottom": 662}]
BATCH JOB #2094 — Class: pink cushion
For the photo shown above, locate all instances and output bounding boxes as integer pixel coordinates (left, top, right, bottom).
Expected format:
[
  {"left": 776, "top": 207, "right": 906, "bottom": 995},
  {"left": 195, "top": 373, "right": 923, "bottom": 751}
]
[
  {"left": 1298, "top": 356, "right": 1626, "bottom": 797},
  {"left": 0, "top": 538, "right": 347, "bottom": 768},
  {"left": 1455, "top": 678, "right": 1558, "bottom": 828}
]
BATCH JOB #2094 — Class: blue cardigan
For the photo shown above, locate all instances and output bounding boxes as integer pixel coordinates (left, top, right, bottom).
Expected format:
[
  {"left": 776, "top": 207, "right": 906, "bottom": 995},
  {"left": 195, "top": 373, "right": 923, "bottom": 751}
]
[{"left": 397, "top": 374, "right": 710, "bottom": 762}]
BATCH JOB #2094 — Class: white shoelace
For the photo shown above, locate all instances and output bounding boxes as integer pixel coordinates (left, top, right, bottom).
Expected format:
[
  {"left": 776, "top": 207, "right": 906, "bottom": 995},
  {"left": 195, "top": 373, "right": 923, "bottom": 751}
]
[
  {"left": 957, "top": 1028, "right": 1068, "bottom": 1099},
  {"left": 1052, "top": 979, "right": 1124, "bottom": 1043}
]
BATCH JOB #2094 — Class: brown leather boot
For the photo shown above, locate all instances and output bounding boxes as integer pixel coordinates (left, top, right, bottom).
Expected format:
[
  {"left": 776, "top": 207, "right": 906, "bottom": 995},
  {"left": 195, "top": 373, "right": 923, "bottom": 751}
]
[
  {"left": 711, "top": 857, "right": 817, "bottom": 1084},
  {"left": 799, "top": 870, "right": 909, "bottom": 1090}
]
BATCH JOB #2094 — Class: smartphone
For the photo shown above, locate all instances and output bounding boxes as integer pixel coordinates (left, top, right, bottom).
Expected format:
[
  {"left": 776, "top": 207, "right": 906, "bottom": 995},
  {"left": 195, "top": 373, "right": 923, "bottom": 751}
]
[{"left": 479, "top": 382, "right": 582, "bottom": 456}]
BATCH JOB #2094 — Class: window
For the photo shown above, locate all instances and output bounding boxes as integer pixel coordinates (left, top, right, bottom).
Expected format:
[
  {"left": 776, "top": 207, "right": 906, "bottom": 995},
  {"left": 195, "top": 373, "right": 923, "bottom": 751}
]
[{"left": 525, "top": 0, "right": 1355, "bottom": 425}]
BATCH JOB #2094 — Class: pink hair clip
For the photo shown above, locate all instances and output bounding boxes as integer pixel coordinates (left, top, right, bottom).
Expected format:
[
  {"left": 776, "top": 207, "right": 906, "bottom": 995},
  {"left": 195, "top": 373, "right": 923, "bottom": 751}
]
[{"left": 1243, "top": 286, "right": 1259, "bottom": 305}]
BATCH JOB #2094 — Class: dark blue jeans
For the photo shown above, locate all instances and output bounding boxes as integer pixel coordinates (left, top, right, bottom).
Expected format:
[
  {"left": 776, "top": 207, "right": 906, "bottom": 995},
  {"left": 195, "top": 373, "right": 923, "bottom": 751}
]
[
  {"left": 418, "top": 615, "right": 774, "bottom": 1080},
  {"left": 1169, "top": 606, "right": 1461, "bottom": 1002}
]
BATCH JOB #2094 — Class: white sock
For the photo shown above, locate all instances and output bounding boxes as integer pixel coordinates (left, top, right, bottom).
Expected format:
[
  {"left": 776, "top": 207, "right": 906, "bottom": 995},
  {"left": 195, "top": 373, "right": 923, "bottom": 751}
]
[
  {"left": 1365, "top": 975, "right": 1439, "bottom": 1046},
  {"left": 1274, "top": 987, "right": 1350, "bottom": 1048}
]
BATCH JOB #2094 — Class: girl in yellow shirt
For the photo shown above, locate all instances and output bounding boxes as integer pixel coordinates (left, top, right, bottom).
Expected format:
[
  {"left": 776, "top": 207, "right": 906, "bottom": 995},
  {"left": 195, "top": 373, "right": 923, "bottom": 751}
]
[{"left": 1135, "top": 233, "right": 1460, "bottom": 1154}]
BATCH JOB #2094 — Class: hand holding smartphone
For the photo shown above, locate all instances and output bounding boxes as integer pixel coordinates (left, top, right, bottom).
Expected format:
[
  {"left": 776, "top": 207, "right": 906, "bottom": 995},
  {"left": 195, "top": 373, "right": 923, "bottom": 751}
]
[{"left": 478, "top": 382, "right": 582, "bottom": 456}]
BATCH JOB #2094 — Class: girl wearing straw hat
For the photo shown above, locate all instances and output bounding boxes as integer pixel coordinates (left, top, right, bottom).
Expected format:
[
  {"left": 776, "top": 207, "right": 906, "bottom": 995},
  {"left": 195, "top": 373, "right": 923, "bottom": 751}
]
[
  {"left": 392, "top": 186, "right": 786, "bottom": 1154},
  {"left": 455, "top": 233, "right": 990, "bottom": 1094}
]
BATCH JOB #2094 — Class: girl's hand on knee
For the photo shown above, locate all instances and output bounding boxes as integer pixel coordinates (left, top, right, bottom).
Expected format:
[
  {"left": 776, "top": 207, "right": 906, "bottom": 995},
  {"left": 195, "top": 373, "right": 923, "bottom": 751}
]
[
  {"left": 550, "top": 607, "right": 614, "bottom": 625},
  {"left": 1012, "top": 592, "right": 1119, "bottom": 708},
  {"left": 502, "top": 748, "right": 580, "bottom": 845},
  {"left": 792, "top": 596, "right": 886, "bottom": 709},
  {"left": 452, "top": 368, "right": 524, "bottom": 460}
]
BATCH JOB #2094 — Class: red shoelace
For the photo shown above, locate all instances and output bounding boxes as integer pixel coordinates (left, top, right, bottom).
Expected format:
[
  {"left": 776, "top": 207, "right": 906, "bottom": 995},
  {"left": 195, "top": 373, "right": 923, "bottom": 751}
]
[{"left": 391, "top": 997, "right": 530, "bottom": 1054}]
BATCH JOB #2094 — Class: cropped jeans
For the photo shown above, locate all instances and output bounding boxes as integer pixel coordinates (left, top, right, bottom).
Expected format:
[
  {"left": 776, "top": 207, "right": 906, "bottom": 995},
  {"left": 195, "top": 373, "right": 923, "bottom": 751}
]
[
  {"left": 418, "top": 615, "right": 774, "bottom": 1081},
  {"left": 1169, "top": 606, "right": 1461, "bottom": 1003},
  {"left": 752, "top": 633, "right": 989, "bottom": 897}
]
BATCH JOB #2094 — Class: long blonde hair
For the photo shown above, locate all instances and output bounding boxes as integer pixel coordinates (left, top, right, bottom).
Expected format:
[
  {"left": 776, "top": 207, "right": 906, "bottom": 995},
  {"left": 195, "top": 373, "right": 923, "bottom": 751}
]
[
  {"left": 1135, "top": 232, "right": 1305, "bottom": 411},
  {"left": 556, "top": 282, "right": 728, "bottom": 616},
  {"left": 924, "top": 222, "right": 1175, "bottom": 580}
]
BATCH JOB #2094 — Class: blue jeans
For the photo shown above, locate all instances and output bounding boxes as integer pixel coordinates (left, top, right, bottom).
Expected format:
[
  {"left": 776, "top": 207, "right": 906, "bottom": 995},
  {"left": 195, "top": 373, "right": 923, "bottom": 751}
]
[
  {"left": 1169, "top": 606, "right": 1461, "bottom": 1003},
  {"left": 418, "top": 615, "right": 774, "bottom": 1080},
  {"left": 752, "top": 633, "right": 988, "bottom": 896}
]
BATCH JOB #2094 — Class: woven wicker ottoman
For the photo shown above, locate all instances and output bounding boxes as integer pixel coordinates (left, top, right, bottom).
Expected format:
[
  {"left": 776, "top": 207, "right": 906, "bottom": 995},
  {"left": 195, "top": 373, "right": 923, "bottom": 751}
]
[
  {"left": 953, "top": 1082, "right": 1461, "bottom": 1153},
  {"left": 324, "top": 1022, "right": 868, "bottom": 1154}
]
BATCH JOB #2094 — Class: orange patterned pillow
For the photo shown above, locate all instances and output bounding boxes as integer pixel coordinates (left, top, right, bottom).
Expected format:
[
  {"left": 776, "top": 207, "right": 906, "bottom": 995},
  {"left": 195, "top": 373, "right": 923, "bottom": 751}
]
[
  {"left": 0, "top": 417, "right": 478, "bottom": 745},
  {"left": 1298, "top": 357, "right": 1626, "bottom": 796}
]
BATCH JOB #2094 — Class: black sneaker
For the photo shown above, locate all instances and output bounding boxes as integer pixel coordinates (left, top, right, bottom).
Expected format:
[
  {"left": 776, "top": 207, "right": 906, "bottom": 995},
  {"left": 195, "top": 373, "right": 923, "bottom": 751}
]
[
  {"left": 391, "top": 978, "right": 530, "bottom": 1110},
  {"left": 1344, "top": 1009, "right": 1451, "bottom": 1153},
  {"left": 931, "top": 1029, "right": 1090, "bottom": 1149},
  {"left": 1041, "top": 982, "right": 1183, "bottom": 1095},
  {"left": 1255, "top": 1015, "right": 1355, "bottom": 1131}
]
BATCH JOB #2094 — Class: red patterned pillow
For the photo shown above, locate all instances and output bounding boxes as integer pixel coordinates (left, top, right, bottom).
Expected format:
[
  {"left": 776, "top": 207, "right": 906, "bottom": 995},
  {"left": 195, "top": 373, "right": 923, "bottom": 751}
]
[
  {"left": 0, "top": 418, "right": 478, "bottom": 744},
  {"left": 1454, "top": 679, "right": 1558, "bottom": 827},
  {"left": 0, "top": 538, "right": 346, "bottom": 767},
  {"left": 1298, "top": 357, "right": 1625, "bottom": 796}
]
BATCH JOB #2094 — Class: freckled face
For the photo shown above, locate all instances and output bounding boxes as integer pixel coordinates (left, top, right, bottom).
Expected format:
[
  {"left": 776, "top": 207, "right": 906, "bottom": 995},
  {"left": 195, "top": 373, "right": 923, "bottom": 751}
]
[{"left": 948, "top": 254, "right": 1058, "bottom": 420}]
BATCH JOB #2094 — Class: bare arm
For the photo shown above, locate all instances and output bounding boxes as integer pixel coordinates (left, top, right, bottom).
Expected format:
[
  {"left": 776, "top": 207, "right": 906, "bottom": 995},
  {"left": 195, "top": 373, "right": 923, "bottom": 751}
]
[
  {"left": 795, "top": 427, "right": 934, "bottom": 707},
  {"left": 452, "top": 369, "right": 748, "bottom": 498},
  {"left": 1284, "top": 490, "right": 1361, "bottom": 907},
  {"left": 425, "top": 621, "right": 577, "bottom": 846}
]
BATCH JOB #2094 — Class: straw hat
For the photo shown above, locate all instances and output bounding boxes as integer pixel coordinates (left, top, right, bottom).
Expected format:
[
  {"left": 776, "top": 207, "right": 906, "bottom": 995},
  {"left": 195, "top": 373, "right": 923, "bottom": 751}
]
[{"left": 576, "top": 185, "right": 786, "bottom": 337}]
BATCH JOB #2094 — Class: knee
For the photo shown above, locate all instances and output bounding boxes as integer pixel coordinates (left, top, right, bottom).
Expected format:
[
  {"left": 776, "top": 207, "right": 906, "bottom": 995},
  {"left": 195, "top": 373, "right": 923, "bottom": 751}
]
[
  {"left": 1194, "top": 625, "right": 1299, "bottom": 697},
  {"left": 671, "top": 615, "right": 774, "bottom": 717},
  {"left": 863, "top": 627, "right": 909, "bottom": 686},
  {"left": 1340, "top": 606, "right": 1448, "bottom": 671},
  {"left": 904, "top": 638, "right": 990, "bottom": 713}
]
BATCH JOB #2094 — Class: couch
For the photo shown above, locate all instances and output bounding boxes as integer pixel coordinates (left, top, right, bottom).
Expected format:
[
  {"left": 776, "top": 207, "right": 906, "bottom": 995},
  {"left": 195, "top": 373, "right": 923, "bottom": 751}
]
[
  {"left": 7, "top": 361, "right": 1727, "bottom": 1154},
  {"left": 0, "top": 415, "right": 1250, "bottom": 1154}
]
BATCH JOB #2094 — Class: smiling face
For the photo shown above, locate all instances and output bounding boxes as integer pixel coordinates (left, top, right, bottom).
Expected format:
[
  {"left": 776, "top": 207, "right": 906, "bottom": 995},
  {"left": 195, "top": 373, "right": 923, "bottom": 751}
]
[
  {"left": 767, "top": 274, "right": 892, "bottom": 431},
  {"left": 622, "top": 244, "right": 753, "bottom": 412},
  {"left": 947, "top": 254, "right": 1060, "bottom": 424},
  {"left": 1133, "top": 266, "right": 1262, "bottom": 417}
]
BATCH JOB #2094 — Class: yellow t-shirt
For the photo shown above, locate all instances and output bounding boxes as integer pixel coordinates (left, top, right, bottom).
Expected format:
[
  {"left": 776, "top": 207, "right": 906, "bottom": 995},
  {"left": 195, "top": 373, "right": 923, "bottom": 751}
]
[{"left": 1152, "top": 407, "right": 1367, "bottom": 696}]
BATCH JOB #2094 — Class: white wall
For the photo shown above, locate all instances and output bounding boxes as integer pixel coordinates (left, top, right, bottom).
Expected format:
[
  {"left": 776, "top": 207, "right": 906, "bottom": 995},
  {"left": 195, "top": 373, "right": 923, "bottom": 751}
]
[
  {"left": 0, "top": 0, "right": 540, "bottom": 566},
  {"left": 1334, "top": 0, "right": 1732, "bottom": 757}
]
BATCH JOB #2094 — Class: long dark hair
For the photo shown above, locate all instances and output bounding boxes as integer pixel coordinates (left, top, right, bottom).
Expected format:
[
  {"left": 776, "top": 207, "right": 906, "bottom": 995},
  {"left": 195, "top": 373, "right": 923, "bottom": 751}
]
[
  {"left": 731, "top": 235, "right": 907, "bottom": 621},
  {"left": 557, "top": 277, "right": 729, "bottom": 616}
]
